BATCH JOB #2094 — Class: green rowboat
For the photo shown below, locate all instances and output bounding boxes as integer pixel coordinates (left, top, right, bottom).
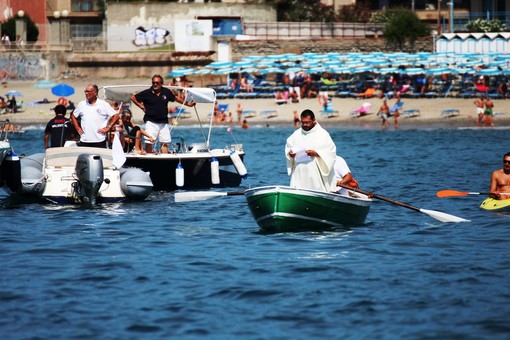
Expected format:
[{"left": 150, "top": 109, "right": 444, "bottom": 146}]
[{"left": 244, "top": 186, "right": 372, "bottom": 232}]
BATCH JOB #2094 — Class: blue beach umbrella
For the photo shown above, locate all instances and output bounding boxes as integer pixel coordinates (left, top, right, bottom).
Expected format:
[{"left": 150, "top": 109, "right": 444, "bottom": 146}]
[
  {"left": 51, "top": 84, "right": 75, "bottom": 97},
  {"left": 167, "top": 68, "right": 195, "bottom": 77},
  {"left": 5, "top": 90, "right": 23, "bottom": 97}
]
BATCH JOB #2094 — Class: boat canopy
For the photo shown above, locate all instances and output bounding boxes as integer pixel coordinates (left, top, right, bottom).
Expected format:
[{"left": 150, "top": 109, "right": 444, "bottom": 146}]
[{"left": 102, "top": 85, "right": 216, "bottom": 104}]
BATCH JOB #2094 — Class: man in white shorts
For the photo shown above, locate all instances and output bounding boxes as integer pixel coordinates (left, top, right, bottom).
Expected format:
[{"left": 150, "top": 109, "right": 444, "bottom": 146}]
[{"left": 130, "top": 74, "right": 195, "bottom": 154}]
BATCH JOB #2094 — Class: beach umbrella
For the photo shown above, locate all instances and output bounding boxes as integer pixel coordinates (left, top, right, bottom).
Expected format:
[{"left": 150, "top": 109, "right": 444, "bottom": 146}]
[
  {"left": 167, "top": 68, "right": 195, "bottom": 77},
  {"left": 51, "top": 84, "right": 75, "bottom": 97},
  {"left": 259, "top": 67, "right": 286, "bottom": 75},
  {"left": 208, "top": 61, "right": 233, "bottom": 69},
  {"left": 5, "top": 90, "right": 23, "bottom": 97}
]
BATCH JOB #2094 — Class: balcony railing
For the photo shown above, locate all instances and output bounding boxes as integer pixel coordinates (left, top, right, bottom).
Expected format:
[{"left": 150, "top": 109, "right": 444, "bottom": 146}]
[{"left": 243, "top": 22, "right": 385, "bottom": 40}]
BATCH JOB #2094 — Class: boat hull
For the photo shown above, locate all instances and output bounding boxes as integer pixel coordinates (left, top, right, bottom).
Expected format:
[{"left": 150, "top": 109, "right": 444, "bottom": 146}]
[
  {"left": 124, "top": 149, "right": 244, "bottom": 191},
  {"left": 1, "top": 147, "right": 153, "bottom": 204},
  {"left": 244, "top": 186, "right": 372, "bottom": 232},
  {"left": 480, "top": 197, "right": 510, "bottom": 211}
]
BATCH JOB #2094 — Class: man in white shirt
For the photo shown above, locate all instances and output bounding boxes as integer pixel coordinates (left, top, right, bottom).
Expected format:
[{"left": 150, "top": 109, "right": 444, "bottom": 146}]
[
  {"left": 285, "top": 109, "right": 336, "bottom": 192},
  {"left": 71, "top": 84, "right": 119, "bottom": 148},
  {"left": 334, "top": 156, "right": 359, "bottom": 196}
]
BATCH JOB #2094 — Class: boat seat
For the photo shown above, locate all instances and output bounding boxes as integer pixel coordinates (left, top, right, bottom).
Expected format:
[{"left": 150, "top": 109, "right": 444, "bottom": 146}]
[{"left": 45, "top": 147, "right": 114, "bottom": 169}]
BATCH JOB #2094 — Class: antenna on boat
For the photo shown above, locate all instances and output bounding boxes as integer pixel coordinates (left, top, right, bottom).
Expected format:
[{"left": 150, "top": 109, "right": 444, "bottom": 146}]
[
  {"left": 193, "top": 105, "right": 208, "bottom": 146},
  {"left": 227, "top": 127, "right": 238, "bottom": 144}
]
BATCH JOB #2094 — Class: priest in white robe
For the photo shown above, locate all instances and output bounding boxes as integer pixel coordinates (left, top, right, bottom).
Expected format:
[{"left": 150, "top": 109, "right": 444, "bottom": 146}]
[{"left": 285, "top": 109, "right": 337, "bottom": 192}]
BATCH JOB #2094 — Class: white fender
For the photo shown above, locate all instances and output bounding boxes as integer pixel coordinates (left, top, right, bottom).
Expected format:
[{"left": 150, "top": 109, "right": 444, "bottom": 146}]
[
  {"left": 229, "top": 151, "right": 247, "bottom": 179},
  {"left": 211, "top": 157, "right": 220, "bottom": 185},
  {"left": 176, "top": 162, "right": 184, "bottom": 187}
]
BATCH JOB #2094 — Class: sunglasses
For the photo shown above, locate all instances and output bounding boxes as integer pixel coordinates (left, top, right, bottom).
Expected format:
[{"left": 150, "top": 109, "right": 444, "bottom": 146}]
[
  {"left": 504, "top": 160, "right": 510, "bottom": 164},
  {"left": 152, "top": 81, "right": 161, "bottom": 85}
]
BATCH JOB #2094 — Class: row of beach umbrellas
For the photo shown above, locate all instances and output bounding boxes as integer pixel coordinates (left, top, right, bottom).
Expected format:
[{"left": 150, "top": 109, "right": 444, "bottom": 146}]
[{"left": 168, "top": 52, "right": 510, "bottom": 79}]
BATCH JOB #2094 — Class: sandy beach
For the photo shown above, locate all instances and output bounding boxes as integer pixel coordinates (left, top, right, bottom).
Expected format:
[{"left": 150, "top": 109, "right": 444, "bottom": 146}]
[{"left": 2, "top": 78, "right": 509, "bottom": 129}]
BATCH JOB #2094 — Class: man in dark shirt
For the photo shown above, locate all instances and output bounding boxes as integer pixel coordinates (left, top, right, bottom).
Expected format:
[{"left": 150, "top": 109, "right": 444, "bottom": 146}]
[
  {"left": 130, "top": 74, "right": 195, "bottom": 154},
  {"left": 44, "top": 104, "right": 76, "bottom": 148}
]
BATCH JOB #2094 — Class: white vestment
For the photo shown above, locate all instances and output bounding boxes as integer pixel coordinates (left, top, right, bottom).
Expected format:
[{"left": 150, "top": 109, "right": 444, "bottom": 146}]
[{"left": 285, "top": 123, "right": 336, "bottom": 192}]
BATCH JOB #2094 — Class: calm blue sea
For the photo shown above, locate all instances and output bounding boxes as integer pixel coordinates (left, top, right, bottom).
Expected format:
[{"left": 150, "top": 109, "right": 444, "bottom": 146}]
[{"left": 1, "top": 122, "right": 510, "bottom": 339}]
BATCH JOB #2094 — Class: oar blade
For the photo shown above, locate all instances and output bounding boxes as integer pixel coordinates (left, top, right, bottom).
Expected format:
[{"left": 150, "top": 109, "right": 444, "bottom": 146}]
[
  {"left": 174, "top": 191, "right": 227, "bottom": 203},
  {"left": 420, "top": 209, "right": 471, "bottom": 223},
  {"left": 436, "top": 190, "right": 470, "bottom": 198}
]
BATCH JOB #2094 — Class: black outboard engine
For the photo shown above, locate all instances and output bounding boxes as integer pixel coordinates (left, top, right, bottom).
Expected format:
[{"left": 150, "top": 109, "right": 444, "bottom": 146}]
[{"left": 74, "top": 154, "right": 104, "bottom": 205}]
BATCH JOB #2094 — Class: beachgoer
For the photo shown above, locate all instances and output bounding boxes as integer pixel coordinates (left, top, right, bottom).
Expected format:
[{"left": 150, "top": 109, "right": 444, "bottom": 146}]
[
  {"left": 7, "top": 95, "right": 16, "bottom": 113},
  {"left": 2, "top": 119, "right": 14, "bottom": 133},
  {"left": 377, "top": 99, "right": 390, "bottom": 129},
  {"left": 71, "top": 84, "right": 120, "bottom": 148},
  {"left": 318, "top": 92, "right": 328, "bottom": 111},
  {"left": 474, "top": 95, "right": 485, "bottom": 126},
  {"left": 334, "top": 155, "right": 359, "bottom": 196},
  {"left": 484, "top": 97, "right": 494, "bottom": 127},
  {"left": 236, "top": 103, "right": 243, "bottom": 126},
  {"left": 1, "top": 34, "right": 10, "bottom": 47},
  {"left": 391, "top": 98, "right": 401, "bottom": 129},
  {"left": 130, "top": 74, "right": 195, "bottom": 153},
  {"left": 489, "top": 152, "right": 510, "bottom": 200},
  {"left": 66, "top": 100, "right": 76, "bottom": 112},
  {"left": 285, "top": 109, "right": 336, "bottom": 192},
  {"left": 44, "top": 105, "right": 76, "bottom": 148},
  {"left": 498, "top": 81, "right": 508, "bottom": 99},
  {"left": 240, "top": 76, "right": 253, "bottom": 92},
  {"left": 118, "top": 109, "right": 154, "bottom": 154},
  {"left": 57, "top": 97, "right": 68, "bottom": 107},
  {"left": 293, "top": 110, "right": 300, "bottom": 128},
  {"left": 241, "top": 119, "right": 249, "bottom": 129},
  {"left": 226, "top": 111, "right": 233, "bottom": 125},
  {"left": 0, "top": 97, "right": 6, "bottom": 112}
]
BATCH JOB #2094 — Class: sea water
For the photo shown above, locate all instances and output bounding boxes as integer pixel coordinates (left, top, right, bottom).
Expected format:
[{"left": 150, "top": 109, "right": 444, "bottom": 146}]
[{"left": 1, "top": 124, "right": 510, "bottom": 339}]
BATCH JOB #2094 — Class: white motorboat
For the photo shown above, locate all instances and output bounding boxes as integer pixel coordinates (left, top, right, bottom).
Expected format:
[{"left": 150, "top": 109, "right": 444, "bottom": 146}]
[
  {"left": 102, "top": 85, "right": 248, "bottom": 191},
  {"left": 1, "top": 145, "right": 153, "bottom": 204}
]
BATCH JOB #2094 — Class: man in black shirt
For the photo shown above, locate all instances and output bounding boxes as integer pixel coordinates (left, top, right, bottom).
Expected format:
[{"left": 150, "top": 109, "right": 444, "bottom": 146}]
[
  {"left": 44, "top": 104, "right": 76, "bottom": 148},
  {"left": 130, "top": 74, "right": 195, "bottom": 153}
]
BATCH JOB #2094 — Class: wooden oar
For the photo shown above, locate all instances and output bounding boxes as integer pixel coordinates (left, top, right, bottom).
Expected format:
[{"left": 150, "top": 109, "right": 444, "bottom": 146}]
[
  {"left": 338, "top": 184, "right": 470, "bottom": 223},
  {"left": 175, "top": 190, "right": 245, "bottom": 203},
  {"left": 437, "top": 189, "right": 510, "bottom": 198}
]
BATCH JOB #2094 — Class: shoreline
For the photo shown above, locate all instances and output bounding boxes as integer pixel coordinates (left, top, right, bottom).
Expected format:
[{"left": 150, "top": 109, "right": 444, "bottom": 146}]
[{"left": 2, "top": 79, "right": 509, "bottom": 129}]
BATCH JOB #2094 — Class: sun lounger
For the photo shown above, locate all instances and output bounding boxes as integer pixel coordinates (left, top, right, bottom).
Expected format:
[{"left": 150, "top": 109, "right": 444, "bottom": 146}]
[
  {"left": 320, "top": 101, "right": 339, "bottom": 118},
  {"left": 242, "top": 110, "right": 257, "bottom": 118},
  {"left": 389, "top": 101, "right": 404, "bottom": 115},
  {"left": 350, "top": 102, "right": 372, "bottom": 118},
  {"left": 259, "top": 109, "right": 278, "bottom": 118},
  {"left": 402, "top": 109, "right": 420, "bottom": 118},
  {"left": 349, "top": 87, "right": 377, "bottom": 99},
  {"left": 274, "top": 91, "right": 288, "bottom": 105},
  {"left": 171, "top": 107, "right": 191, "bottom": 118},
  {"left": 441, "top": 109, "right": 460, "bottom": 118}
]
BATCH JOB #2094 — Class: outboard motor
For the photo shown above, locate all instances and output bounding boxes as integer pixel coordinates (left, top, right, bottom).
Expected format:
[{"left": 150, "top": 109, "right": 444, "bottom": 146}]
[
  {"left": 74, "top": 154, "right": 104, "bottom": 205},
  {"left": 1, "top": 152, "right": 21, "bottom": 193}
]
